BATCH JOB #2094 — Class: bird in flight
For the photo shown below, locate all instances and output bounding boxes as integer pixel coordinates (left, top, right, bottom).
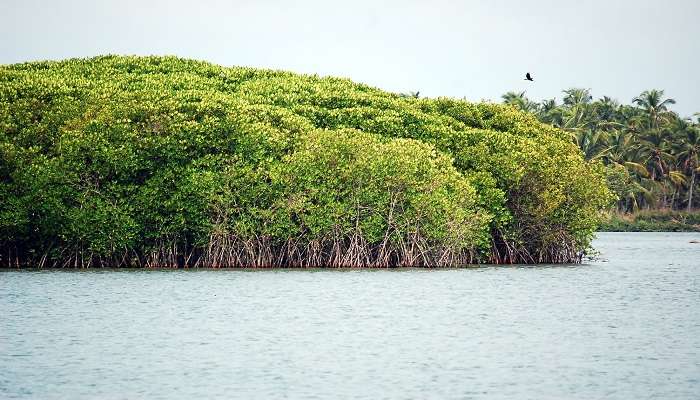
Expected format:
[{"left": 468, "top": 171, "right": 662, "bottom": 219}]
[{"left": 525, "top": 72, "right": 534, "bottom": 81}]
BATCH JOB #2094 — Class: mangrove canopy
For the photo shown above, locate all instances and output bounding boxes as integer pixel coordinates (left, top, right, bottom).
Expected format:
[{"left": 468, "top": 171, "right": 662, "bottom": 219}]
[{"left": 0, "top": 56, "right": 612, "bottom": 267}]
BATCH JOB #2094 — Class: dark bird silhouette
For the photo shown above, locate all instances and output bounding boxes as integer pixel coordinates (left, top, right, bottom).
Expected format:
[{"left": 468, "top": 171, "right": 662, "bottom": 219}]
[{"left": 525, "top": 72, "right": 534, "bottom": 81}]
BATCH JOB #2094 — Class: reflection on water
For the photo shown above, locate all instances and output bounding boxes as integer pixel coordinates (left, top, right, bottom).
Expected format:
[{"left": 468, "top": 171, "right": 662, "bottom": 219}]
[{"left": 1, "top": 232, "right": 699, "bottom": 399}]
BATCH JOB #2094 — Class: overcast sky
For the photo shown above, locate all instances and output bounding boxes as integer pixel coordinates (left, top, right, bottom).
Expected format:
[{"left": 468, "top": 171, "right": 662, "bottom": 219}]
[{"left": 2, "top": 0, "right": 698, "bottom": 116}]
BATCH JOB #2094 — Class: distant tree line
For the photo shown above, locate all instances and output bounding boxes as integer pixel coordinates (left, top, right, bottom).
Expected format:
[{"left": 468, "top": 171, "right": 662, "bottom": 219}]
[{"left": 502, "top": 89, "right": 699, "bottom": 212}]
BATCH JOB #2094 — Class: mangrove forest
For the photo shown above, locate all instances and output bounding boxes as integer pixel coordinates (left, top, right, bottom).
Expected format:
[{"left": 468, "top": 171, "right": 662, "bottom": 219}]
[{"left": 0, "top": 56, "right": 612, "bottom": 267}]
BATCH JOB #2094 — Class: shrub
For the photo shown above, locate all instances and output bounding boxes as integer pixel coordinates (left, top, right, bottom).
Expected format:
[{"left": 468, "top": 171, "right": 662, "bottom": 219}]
[{"left": 0, "top": 56, "right": 611, "bottom": 267}]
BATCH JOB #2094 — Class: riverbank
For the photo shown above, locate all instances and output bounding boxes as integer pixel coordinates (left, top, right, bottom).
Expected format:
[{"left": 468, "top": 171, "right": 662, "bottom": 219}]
[{"left": 598, "top": 210, "right": 700, "bottom": 232}]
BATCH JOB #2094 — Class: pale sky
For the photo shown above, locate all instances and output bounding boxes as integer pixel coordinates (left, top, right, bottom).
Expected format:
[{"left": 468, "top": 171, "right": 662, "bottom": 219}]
[{"left": 2, "top": 0, "right": 698, "bottom": 116}]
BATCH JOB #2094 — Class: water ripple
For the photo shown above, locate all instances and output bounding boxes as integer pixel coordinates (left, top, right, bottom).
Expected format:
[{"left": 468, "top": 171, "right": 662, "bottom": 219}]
[{"left": 0, "top": 232, "right": 699, "bottom": 399}]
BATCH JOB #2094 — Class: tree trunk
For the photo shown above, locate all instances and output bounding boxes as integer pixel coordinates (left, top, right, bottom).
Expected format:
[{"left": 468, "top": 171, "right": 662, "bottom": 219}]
[
  {"left": 688, "top": 169, "right": 696, "bottom": 212},
  {"left": 671, "top": 189, "right": 677, "bottom": 210},
  {"left": 662, "top": 190, "right": 667, "bottom": 209}
]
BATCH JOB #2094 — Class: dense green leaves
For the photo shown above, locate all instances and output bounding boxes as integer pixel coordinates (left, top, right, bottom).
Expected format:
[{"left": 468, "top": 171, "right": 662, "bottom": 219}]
[
  {"left": 0, "top": 56, "right": 609, "bottom": 266},
  {"left": 505, "top": 89, "right": 700, "bottom": 213}
]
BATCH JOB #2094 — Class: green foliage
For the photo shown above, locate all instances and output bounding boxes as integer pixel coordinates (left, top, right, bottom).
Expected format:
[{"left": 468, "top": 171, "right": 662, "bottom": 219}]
[
  {"left": 599, "top": 210, "right": 700, "bottom": 232},
  {"left": 0, "top": 56, "right": 609, "bottom": 266},
  {"left": 506, "top": 88, "right": 700, "bottom": 215},
  {"left": 274, "top": 129, "right": 490, "bottom": 250}
]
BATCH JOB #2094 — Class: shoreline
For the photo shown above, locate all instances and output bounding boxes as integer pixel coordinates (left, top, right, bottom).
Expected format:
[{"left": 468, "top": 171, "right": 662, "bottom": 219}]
[{"left": 598, "top": 210, "right": 700, "bottom": 232}]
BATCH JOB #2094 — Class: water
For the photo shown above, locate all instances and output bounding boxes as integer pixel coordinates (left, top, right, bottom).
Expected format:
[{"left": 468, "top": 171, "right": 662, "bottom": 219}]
[{"left": 1, "top": 232, "right": 699, "bottom": 400}]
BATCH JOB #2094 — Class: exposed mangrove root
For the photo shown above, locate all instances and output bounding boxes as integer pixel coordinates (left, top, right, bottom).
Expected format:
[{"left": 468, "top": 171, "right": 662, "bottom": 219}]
[{"left": 1, "top": 231, "right": 586, "bottom": 268}]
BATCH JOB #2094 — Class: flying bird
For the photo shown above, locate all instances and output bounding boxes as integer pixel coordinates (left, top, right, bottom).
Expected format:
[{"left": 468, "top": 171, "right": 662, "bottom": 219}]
[{"left": 525, "top": 72, "right": 534, "bottom": 81}]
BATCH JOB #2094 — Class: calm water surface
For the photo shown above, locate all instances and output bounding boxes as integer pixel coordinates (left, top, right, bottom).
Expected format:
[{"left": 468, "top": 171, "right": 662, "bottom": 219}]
[{"left": 1, "top": 232, "right": 699, "bottom": 399}]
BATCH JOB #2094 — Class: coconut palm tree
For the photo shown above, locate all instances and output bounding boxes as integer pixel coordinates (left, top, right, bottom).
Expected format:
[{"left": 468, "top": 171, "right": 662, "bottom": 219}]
[
  {"left": 672, "top": 118, "right": 700, "bottom": 211},
  {"left": 502, "top": 91, "right": 539, "bottom": 113},
  {"left": 575, "top": 129, "right": 612, "bottom": 161},
  {"left": 562, "top": 88, "right": 593, "bottom": 107},
  {"left": 558, "top": 89, "right": 596, "bottom": 134},
  {"left": 633, "top": 89, "right": 676, "bottom": 130},
  {"left": 606, "top": 130, "right": 634, "bottom": 164},
  {"left": 500, "top": 87, "right": 698, "bottom": 211},
  {"left": 593, "top": 96, "right": 625, "bottom": 132},
  {"left": 637, "top": 129, "right": 674, "bottom": 179}
]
